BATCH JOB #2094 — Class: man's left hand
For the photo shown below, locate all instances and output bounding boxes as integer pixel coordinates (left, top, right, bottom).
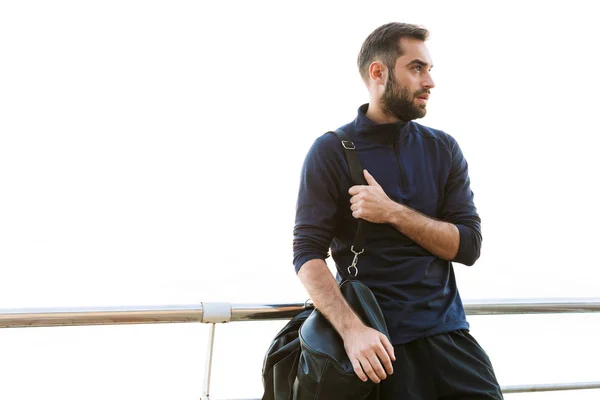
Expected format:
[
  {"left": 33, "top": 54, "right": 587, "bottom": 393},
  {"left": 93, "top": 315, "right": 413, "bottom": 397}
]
[{"left": 349, "top": 170, "right": 398, "bottom": 224}]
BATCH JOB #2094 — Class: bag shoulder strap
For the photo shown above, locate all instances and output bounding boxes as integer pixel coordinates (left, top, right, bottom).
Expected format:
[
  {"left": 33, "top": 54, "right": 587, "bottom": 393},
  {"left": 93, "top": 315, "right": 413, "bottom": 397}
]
[
  {"left": 330, "top": 129, "right": 367, "bottom": 186},
  {"left": 328, "top": 129, "right": 366, "bottom": 277}
]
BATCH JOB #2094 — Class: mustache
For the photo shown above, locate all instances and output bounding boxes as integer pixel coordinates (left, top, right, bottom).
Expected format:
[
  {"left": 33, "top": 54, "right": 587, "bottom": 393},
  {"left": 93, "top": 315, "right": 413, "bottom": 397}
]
[{"left": 414, "top": 89, "right": 430, "bottom": 97}]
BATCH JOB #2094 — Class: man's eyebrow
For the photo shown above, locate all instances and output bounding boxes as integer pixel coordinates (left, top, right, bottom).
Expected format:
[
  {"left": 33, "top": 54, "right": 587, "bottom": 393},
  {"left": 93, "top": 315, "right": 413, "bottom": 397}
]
[{"left": 406, "top": 59, "right": 433, "bottom": 68}]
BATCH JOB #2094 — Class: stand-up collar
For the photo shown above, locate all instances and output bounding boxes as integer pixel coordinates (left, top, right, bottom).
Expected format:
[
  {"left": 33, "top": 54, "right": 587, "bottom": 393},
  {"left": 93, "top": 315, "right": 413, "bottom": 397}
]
[{"left": 353, "top": 103, "right": 411, "bottom": 144}]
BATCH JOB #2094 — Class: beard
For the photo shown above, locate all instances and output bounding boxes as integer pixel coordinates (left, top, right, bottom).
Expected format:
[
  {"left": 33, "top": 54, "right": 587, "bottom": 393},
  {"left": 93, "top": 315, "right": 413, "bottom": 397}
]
[{"left": 381, "top": 75, "right": 428, "bottom": 122}]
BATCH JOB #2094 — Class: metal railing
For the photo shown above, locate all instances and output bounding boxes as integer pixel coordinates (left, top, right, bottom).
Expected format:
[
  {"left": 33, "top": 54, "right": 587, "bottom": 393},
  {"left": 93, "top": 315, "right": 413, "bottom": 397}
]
[{"left": 1, "top": 298, "right": 599, "bottom": 398}]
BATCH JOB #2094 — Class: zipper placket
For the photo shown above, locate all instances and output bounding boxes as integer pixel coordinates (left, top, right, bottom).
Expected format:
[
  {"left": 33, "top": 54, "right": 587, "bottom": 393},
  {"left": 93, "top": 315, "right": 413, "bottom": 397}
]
[{"left": 392, "top": 135, "right": 408, "bottom": 192}]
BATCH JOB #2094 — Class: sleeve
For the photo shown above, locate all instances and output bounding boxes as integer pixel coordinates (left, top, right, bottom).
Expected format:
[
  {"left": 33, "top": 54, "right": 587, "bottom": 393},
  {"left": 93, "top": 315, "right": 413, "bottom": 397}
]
[
  {"left": 292, "top": 135, "right": 344, "bottom": 273},
  {"left": 441, "top": 135, "right": 482, "bottom": 266}
]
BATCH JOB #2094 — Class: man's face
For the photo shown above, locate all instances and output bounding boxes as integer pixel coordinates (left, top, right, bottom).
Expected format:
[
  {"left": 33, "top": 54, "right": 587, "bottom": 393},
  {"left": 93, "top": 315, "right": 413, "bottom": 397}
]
[{"left": 380, "top": 37, "right": 435, "bottom": 122}]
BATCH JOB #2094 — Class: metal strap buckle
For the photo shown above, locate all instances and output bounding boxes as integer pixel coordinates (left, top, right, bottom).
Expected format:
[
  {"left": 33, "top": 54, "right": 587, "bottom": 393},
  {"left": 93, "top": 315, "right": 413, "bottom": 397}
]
[
  {"left": 341, "top": 140, "right": 356, "bottom": 150},
  {"left": 347, "top": 245, "right": 364, "bottom": 277}
]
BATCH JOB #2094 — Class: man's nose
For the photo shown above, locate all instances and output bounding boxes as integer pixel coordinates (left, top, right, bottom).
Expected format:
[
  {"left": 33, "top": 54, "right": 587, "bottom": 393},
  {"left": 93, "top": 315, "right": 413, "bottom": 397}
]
[{"left": 422, "top": 73, "right": 435, "bottom": 89}]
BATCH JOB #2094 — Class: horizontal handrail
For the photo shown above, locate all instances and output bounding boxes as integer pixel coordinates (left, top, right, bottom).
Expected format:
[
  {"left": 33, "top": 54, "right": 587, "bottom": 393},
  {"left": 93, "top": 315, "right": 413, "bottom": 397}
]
[
  {"left": 1, "top": 299, "right": 598, "bottom": 397},
  {"left": 502, "top": 381, "right": 600, "bottom": 393},
  {"left": 0, "top": 303, "right": 308, "bottom": 328},
  {"left": 0, "top": 298, "right": 599, "bottom": 329},
  {"left": 463, "top": 298, "right": 600, "bottom": 315},
  {"left": 217, "top": 381, "right": 600, "bottom": 398}
]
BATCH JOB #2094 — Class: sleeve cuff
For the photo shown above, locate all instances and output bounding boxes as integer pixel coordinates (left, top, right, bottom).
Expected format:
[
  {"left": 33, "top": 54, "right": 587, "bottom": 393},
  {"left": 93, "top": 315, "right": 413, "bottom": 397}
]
[
  {"left": 453, "top": 224, "right": 481, "bottom": 266},
  {"left": 293, "top": 253, "right": 326, "bottom": 274}
]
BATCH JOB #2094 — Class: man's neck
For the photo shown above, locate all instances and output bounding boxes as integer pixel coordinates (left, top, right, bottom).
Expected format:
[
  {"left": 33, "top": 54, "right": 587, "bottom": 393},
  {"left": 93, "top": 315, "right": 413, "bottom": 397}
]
[{"left": 365, "top": 102, "right": 402, "bottom": 124}]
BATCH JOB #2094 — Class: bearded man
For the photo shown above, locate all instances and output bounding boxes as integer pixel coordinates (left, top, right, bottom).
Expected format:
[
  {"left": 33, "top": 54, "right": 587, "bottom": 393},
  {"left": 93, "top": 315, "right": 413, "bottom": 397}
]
[{"left": 292, "top": 22, "right": 503, "bottom": 399}]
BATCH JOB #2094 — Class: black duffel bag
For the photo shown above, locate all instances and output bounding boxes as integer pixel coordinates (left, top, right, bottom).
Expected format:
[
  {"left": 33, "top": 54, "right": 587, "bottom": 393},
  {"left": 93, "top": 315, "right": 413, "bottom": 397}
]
[
  {"left": 294, "top": 279, "right": 389, "bottom": 400},
  {"left": 262, "top": 309, "right": 313, "bottom": 400}
]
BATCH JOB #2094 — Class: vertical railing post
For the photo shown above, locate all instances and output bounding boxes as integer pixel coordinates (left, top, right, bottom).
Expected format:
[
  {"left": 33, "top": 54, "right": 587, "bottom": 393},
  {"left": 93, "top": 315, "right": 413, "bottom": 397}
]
[
  {"left": 199, "top": 302, "right": 231, "bottom": 400},
  {"left": 201, "top": 323, "right": 217, "bottom": 400}
]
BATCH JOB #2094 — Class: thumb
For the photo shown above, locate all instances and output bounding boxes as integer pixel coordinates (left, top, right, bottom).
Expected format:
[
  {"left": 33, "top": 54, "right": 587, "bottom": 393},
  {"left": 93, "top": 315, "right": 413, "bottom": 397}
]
[{"left": 363, "top": 169, "right": 380, "bottom": 187}]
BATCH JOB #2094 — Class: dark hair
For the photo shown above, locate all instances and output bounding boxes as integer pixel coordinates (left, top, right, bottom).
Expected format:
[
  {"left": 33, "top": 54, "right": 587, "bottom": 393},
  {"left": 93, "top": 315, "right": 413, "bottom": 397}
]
[{"left": 357, "top": 22, "right": 429, "bottom": 82}]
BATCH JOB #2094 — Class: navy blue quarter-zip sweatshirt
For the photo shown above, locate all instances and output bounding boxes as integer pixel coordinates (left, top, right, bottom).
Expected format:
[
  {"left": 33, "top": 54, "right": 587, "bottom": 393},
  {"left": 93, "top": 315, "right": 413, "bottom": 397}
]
[{"left": 293, "top": 104, "right": 482, "bottom": 345}]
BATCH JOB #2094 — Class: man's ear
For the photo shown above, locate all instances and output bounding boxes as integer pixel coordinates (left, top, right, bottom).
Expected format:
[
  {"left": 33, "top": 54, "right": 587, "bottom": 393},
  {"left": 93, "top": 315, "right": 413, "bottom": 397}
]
[{"left": 368, "top": 61, "right": 387, "bottom": 86}]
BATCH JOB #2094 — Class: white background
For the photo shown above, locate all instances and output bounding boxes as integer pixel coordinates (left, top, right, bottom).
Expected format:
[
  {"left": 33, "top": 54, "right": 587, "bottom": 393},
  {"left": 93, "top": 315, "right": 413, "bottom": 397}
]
[{"left": 0, "top": 1, "right": 598, "bottom": 398}]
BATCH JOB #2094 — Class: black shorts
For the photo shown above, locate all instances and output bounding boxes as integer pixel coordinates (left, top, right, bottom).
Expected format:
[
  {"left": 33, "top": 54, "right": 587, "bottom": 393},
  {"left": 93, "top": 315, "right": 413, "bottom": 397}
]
[{"left": 377, "top": 329, "right": 503, "bottom": 400}]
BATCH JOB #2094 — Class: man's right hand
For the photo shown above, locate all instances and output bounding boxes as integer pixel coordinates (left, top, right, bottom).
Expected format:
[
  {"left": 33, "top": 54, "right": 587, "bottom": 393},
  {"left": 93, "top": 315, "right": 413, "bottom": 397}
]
[
  {"left": 341, "top": 324, "right": 396, "bottom": 383},
  {"left": 297, "top": 260, "right": 396, "bottom": 383}
]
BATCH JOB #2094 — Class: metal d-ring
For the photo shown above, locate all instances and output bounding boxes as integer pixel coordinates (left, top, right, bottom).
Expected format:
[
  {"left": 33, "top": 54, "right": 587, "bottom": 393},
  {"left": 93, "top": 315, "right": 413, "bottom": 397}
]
[
  {"left": 347, "top": 246, "right": 364, "bottom": 277},
  {"left": 347, "top": 264, "right": 358, "bottom": 277}
]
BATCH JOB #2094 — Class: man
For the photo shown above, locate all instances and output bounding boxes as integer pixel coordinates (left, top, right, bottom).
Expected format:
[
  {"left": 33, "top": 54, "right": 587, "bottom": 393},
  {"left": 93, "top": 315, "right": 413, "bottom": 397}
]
[{"left": 292, "top": 22, "right": 503, "bottom": 399}]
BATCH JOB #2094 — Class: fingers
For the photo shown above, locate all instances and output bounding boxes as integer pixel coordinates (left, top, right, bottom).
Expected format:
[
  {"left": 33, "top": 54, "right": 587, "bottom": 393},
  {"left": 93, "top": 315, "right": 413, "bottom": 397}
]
[
  {"left": 348, "top": 185, "right": 361, "bottom": 196},
  {"left": 366, "top": 352, "right": 388, "bottom": 381},
  {"left": 351, "top": 358, "right": 368, "bottom": 382},
  {"left": 380, "top": 333, "right": 396, "bottom": 363},
  {"left": 350, "top": 170, "right": 380, "bottom": 196},
  {"left": 363, "top": 169, "right": 380, "bottom": 187},
  {"left": 374, "top": 342, "right": 394, "bottom": 376},
  {"left": 358, "top": 356, "right": 383, "bottom": 383},
  {"left": 350, "top": 197, "right": 366, "bottom": 219},
  {"left": 351, "top": 344, "right": 395, "bottom": 383}
]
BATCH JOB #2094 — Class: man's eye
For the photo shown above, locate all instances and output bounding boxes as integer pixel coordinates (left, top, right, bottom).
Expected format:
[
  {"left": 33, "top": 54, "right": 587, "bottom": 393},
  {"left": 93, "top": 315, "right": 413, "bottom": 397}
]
[{"left": 413, "top": 65, "right": 422, "bottom": 72}]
